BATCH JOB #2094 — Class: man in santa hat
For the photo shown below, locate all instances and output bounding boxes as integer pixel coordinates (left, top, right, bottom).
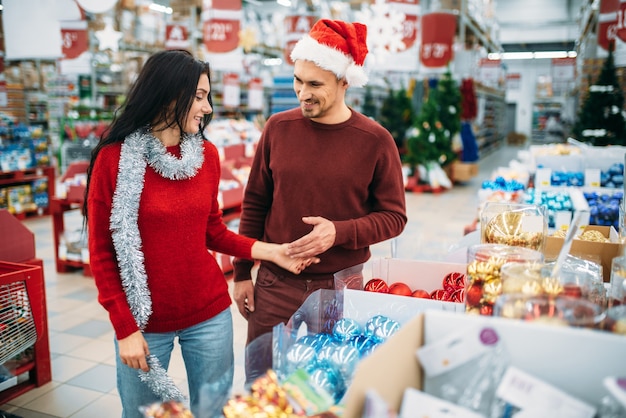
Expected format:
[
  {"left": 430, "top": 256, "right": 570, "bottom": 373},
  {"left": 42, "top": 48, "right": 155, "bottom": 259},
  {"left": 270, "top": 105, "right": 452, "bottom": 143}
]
[{"left": 233, "top": 18, "right": 407, "bottom": 381}]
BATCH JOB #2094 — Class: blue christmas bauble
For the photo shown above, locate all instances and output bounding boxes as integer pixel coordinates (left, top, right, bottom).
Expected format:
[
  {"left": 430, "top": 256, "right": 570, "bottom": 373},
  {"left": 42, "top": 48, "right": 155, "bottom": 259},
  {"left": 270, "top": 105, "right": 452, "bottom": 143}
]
[
  {"left": 285, "top": 342, "right": 316, "bottom": 375},
  {"left": 364, "top": 315, "right": 389, "bottom": 336},
  {"left": 372, "top": 318, "right": 401, "bottom": 341},
  {"left": 329, "top": 344, "right": 360, "bottom": 381},
  {"left": 332, "top": 318, "right": 362, "bottom": 342}
]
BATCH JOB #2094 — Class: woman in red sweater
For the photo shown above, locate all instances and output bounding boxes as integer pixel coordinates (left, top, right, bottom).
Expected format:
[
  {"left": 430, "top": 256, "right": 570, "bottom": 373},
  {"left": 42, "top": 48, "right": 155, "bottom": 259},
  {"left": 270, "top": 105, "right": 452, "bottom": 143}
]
[{"left": 84, "top": 50, "right": 316, "bottom": 418}]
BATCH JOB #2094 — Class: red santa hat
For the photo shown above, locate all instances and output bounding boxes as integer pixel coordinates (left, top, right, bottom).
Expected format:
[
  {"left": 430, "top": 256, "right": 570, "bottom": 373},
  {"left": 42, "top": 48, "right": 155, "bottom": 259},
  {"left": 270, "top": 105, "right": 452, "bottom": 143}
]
[{"left": 290, "top": 19, "right": 369, "bottom": 87}]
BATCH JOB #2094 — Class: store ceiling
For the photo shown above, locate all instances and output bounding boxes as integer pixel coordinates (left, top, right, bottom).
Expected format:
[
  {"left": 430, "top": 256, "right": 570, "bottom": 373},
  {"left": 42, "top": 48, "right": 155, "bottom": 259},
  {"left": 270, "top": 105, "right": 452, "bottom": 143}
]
[{"left": 248, "top": 0, "right": 585, "bottom": 54}]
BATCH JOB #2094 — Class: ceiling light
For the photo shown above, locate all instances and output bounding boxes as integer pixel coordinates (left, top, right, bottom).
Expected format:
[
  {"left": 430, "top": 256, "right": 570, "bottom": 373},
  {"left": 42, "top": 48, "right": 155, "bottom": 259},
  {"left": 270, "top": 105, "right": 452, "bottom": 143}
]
[
  {"left": 277, "top": 0, "right": 292, "bottom": 7},
  {"left": 149, "top": 3, "right": 173, "bottom": 14},
  {"left": 487, "top": 51, "right": 577, "bottom": 60}
]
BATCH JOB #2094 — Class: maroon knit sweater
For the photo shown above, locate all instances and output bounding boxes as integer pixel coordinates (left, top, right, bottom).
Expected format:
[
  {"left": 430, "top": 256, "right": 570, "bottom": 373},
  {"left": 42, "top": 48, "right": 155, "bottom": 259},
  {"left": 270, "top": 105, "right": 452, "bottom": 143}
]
[
  {"left": 87, "top": 141, "right": 255, "bottom": 340},
  {"left": 233, "top": 108, "right": 407, "bottom": 282}
]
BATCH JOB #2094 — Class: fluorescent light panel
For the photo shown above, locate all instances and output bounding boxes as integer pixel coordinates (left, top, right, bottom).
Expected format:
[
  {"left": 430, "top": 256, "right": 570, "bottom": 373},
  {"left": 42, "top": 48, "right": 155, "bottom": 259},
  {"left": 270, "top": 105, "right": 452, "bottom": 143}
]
[
  {"left": 487, "top": 50, "right": 577, "bottom": 60},
  {"left": 149, "top": 3, "right": 173, "bottom": 14}
]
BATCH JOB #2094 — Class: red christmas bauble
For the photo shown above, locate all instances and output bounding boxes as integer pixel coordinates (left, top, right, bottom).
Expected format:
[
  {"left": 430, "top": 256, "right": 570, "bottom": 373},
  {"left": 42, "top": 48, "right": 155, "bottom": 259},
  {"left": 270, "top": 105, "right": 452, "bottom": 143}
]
[
  {"left": 364, "top": 278, "right": 389, "bottom": 293},
  {"left": 412, "top": 289, "right": 431, "bottom": 299},
  {"left": 465, "top": 282, "right": 483, "bottom": 306},
  {"left": 479, "top": 304, "right": 493, "bottom": 316},
  {"left": 451, "top": 288, "right": 465, "bottom": 303},
  {"left": 430, "top": 289, "right": 449, "bottom": 301},
  {"left": 443, "top": 271, "right": 466, "bottom": 291},
  {"left": 389, "top": 282, "right": 413, "bottom": 296},
  {"left": 561, "top": 283, "right": 583, "bottom": 299}
]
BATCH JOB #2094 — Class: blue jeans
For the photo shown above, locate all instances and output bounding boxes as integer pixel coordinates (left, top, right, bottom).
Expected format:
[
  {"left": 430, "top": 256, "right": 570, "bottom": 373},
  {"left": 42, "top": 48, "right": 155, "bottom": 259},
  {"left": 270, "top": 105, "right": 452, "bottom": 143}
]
[{"left": 115, "top": 308, "right": 234, "bottom": 418}]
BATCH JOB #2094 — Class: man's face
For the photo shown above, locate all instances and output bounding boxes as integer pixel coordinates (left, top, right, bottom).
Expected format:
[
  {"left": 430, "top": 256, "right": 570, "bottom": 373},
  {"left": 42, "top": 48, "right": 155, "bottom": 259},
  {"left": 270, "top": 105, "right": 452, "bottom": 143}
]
[{"left": 293, "top": 60, "right": 347, "bottom": 123}]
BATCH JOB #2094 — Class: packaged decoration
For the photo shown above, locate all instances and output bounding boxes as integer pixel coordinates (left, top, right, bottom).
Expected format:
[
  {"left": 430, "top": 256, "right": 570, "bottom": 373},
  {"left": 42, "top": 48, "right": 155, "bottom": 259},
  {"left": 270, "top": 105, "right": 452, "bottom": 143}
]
[
  {"left": 598, "top": 377, "right": 626, "bottom": 418},
  {"left": 465, "top": 244, "right": 543, "bottom": 315},
  {"left": 140, "top": 400, "right": 193, "bottom": 418},
  {"left": 609, "top": 255, "right": 626, "bottom": 308},
  {"left": 480, "top": 202, "right": 547, "bottom": 251},
  {"left": 416, "top": 325, "right": 510, "bottom": 416}
]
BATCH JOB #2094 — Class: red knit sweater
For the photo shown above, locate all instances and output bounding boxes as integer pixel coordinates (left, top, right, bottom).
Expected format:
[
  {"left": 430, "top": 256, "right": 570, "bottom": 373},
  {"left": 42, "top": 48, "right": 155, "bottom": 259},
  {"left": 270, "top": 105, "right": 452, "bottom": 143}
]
[
  {"left": 87, "top": 140, "right": 255, "bottom": 340},
  {"left": 233, "top": 108, "right": 407, "bottom": 282}
]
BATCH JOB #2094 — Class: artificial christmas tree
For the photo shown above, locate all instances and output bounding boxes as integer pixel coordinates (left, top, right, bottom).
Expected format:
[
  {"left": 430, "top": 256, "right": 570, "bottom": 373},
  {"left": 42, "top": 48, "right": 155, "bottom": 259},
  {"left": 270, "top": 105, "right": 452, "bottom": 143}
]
[
  {"left": 378, "top": 87, "right": 414, "bottom": 153},
  {"left": 404, "top": 79, "right": 457, "bottom": 189},
  {"left": 432, "top": 69, "right": 461, "bottom": 142},
  {"left": 572, "top": 43, "right": 626, "bottom": 146},
  {"left": 361, "top": 86, "right": 378, "bottom": 120}
]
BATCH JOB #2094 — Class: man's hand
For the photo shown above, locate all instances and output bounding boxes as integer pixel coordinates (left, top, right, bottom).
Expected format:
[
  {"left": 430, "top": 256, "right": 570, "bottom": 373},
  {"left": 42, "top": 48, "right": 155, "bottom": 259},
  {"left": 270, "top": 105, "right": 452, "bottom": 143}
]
[
  {"left": 234, "top": 280, "right": 255, "bottom": 319},
  {"left": 287, "top": 216, "right": 336, "bottom": 258},
  {"left": 118, "top": 330, "right": 150, "bottom": 372}
]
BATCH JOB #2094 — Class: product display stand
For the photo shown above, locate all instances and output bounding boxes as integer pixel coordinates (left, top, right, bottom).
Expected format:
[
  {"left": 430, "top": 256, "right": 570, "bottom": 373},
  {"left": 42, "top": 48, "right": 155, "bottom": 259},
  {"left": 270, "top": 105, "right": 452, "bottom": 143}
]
[
  {"left": 0, "top": 166, "right": 56, "bottom": 220},
  {"left": 0, "top": 210, "right": 52, "bottom": 404}
]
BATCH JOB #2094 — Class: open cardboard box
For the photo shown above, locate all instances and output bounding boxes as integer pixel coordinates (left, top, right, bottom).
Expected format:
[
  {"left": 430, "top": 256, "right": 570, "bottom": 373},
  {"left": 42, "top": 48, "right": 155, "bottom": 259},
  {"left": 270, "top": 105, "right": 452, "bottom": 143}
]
[
  {"left": 343, "top": 310, "right": 626, "bottom": 418},
  {"left": 544, "top": 225, "right": 624, "bottom": 282}
]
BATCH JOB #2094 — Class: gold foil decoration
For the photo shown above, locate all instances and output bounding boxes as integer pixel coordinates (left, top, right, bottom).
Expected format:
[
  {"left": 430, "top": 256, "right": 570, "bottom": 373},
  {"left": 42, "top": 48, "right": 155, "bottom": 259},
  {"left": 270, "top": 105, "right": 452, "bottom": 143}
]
[{"left": 484, "top": 212, "right": 544, "bottom": 250}]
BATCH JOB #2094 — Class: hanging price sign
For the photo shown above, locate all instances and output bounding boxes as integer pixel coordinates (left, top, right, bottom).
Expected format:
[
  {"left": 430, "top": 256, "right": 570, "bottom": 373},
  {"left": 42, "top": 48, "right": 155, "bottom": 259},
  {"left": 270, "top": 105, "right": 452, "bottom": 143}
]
[
  {"left": 420, "top": 12, "right": 456, "bottom": 68},
  {"left": 202, "top": 0, "right": 242, "bottom": 53},
  {"left": 284, "top": 15, "right": 317, "bottom": 66},
  {"left": 61, "top": 20, "right": 88, "bottom": 59},
  {"left": 599, "top": 0, "right": 619, "bottom": 51},
  {"left": 388, "top": 0, "right": 419, "bottom": 51}
]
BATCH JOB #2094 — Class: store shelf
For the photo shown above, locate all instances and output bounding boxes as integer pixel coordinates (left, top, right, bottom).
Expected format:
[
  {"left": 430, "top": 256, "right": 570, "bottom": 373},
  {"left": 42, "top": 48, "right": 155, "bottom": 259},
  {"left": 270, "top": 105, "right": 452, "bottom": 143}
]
[
  {"left": 0, "top": 166, "right": 56, "bottom": 220},
  {"left": 475, "top": 84, "right": 506, "bottom": 156}
]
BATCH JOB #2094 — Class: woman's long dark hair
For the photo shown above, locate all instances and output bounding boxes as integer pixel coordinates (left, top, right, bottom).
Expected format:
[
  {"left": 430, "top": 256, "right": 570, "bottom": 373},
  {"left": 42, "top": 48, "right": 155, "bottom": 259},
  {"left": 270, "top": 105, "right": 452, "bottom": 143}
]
[{"left": 82, "top": 49, "right": 213, "bottom": 221}]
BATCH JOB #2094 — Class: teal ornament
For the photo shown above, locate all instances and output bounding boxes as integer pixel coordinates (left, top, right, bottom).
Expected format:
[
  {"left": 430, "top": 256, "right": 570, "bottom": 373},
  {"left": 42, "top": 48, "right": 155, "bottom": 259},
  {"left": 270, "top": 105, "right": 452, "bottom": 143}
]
[
  {"left": 332, "top": 318, "right": 362, "bottom": 342},
  {"left": 330, "top": 344, "right": 360, "bottom": 381},
  {"left": 364, "top": 315, "right": 389, "bottom": 337},
  {"left": 373, "top": 318, "right": 400, "bottom": 341},
  {"left": 285, "top": 342, "right": 316, "bottom": 375}
]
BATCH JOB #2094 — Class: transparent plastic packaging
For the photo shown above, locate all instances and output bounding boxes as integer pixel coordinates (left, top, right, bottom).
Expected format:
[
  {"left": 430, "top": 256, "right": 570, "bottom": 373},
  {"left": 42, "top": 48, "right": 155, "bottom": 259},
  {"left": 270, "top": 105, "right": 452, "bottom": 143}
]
[
  {"left": 465, "top": 244, "right": 543, "bottom": 315},
  {"left": 480, "top": 202, "right": 548, "bottom": 252}
]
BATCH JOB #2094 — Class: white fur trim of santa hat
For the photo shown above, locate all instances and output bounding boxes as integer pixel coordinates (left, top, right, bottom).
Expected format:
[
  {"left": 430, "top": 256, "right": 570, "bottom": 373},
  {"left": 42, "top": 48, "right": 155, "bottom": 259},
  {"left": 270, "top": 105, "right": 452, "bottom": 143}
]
[{"left": 290, "top": 20, "right": 369, "bottom": 87}]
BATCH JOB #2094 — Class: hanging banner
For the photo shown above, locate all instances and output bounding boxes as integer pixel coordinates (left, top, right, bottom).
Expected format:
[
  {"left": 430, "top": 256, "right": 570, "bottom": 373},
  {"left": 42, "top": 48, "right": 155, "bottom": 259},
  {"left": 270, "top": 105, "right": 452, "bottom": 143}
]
[
  {"left": 284, "top": 15, "right": 317, "bottom": 66},
  {"left": 479, "top": 58, "right": 502, "bottom": 88},
  {"left": 222, "top": 73, "right": 240, "bottom": 108},
  {"left": 247, "top": 77, "right": 264, "bottom": 110},
  {"left": 202, "top": 0, "right": 241, "bottom": 53},
  {"left": 506, "top": 73, "right": 521, "bottom": 91},
  {"left": 617, "top": 0, "right": 626, "bottom": 41},
  {"left": 60, "top": 20, "right": 88, "bottom": 60},
  {"left": 551, "top": 58, "right": 576, "bottom": 81},
  {"left": 165, "top": 24, "right": 190, "bottom": 50},
  {"left": 598, "top": 0, "right": 619, "bottom": 51},
  {"left": 420, "top": 12, "right": 456, "bottom": 69},
  {"left": 388, "top": 0, "right": 419, "bottom": 51}
]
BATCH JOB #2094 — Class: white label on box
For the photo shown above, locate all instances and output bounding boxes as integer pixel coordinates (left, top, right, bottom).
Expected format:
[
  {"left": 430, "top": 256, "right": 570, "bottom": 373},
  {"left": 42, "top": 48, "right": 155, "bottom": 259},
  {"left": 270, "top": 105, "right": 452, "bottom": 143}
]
[
  {"left": 399, "top": 388, "right": 485, "bottom": 418},
  {"left": 584, "top": 168, "right": 601, "bottom": 187},
  {"left": 535, "top": 168, "right": 552, "bottom": 187},
  {"left": 496, "top": 366, "right": 596, "bottom": 418},
  {"left": 416, "top": 326, "right": 499, "bottom": 377},
  {"left": 521, "top": 214, "right": 544, "bottom": 233},
  {"left": 554, "top": 211, "right": 572, "bottom": 231}
]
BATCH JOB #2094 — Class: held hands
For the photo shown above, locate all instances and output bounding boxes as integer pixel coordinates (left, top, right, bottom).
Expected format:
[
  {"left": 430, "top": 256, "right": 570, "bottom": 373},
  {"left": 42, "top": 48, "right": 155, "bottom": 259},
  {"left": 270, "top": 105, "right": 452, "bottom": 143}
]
[
  {"left": 272, "top": 243, "right": 320, "bottom": 274},
  {"left": 287, "top": 216, "right": 336, "bottom": 258},
  {"left": 118, "top": 330, "right": 150, "bottom": 372}
]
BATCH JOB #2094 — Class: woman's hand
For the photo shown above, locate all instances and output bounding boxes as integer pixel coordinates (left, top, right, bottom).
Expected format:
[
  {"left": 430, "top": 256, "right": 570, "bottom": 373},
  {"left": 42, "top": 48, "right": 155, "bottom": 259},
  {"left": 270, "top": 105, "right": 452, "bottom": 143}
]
[
  {"left": 251, "top": 242, "right": 319, "bottom": 274},
  {"left": 272, "top": 243, "right": 320, "bottom": 274},
  {"left": 118, "top": 330, "right": 150, "bottom": 372}
]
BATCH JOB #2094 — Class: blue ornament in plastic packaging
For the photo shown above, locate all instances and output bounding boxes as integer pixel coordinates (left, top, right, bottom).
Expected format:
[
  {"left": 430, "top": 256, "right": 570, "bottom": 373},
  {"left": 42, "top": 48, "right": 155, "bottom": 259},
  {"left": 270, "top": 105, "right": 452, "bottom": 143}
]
[
  {"left": 330, "top": 344, "right": 360, "bottom": 381},
  {"left": 285, "top": 342, "right": 316, "bottom": 375},
  {"left": 316, "top": 342, "right": 340, "bottom": 368},
  {"left": 373, "top": 318, "right": 400, "bottom": 342},
  {"left": 364, "top": 314, "right": 390, "bottom": 337},
  {"left": 347, "top": 334, "right": 377, "bottom": 357},
  {"left": 309, "top": 366, "right": 340, "bottom": 401},
  {"left": 296, "top": 334, "right": 320, "bottom": 350},
  {"left": 332, "top": 318, "right": 362, "bottom": 342}
]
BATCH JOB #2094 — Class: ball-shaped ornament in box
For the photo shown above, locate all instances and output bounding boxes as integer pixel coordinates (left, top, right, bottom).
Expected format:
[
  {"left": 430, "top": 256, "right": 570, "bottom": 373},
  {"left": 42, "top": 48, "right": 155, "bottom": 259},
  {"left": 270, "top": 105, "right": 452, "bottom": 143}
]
[{"left": 480, "top": 201, "right": 548, "bottom": 252}]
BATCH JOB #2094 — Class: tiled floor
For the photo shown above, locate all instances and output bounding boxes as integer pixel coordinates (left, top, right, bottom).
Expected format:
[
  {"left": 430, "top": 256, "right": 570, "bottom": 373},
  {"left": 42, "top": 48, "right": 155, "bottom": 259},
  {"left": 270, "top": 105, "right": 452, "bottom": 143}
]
[{"left": 0, "top": 144, "right": 522, "bottom": 417}]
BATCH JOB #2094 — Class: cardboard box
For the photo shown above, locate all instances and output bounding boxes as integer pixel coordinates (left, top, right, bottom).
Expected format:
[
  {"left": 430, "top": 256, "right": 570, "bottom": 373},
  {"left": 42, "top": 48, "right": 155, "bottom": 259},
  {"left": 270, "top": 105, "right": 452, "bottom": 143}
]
[
  {"left": 544, "top": 225, "right": 624, "bottom": 282},
  {"left": 343, "top": 310, "right": 626, "bottom": 418},
  {"left": 451, "top": 161, "right": 479, "bottom": 183},
  {"left": 369, "top": 258, "right": 466, "bottom": 309}
]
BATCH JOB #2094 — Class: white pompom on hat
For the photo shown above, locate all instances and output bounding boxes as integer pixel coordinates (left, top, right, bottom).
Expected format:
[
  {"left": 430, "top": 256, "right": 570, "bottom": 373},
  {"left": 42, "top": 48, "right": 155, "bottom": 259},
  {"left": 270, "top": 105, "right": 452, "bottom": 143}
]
[{"left": 290, "top": 19, "right": 369, "bottom": 87}]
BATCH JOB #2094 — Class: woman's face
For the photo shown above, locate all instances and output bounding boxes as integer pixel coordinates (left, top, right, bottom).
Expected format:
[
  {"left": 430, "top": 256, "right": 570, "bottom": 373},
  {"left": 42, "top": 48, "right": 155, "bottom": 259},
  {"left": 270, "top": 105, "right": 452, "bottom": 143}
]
[{"left": 184, "top": 73, "right": 212, "bottom": 133}]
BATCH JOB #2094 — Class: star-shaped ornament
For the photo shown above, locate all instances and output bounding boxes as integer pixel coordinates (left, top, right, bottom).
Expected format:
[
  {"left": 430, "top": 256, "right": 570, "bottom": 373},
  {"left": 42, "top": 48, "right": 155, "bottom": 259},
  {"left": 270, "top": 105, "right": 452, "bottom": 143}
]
[
  {"left": 238, "top": 27, "right": 258, "bottom": 53},
  {"left": 96, "top": 20, "right": 123, "bottom": 52}
]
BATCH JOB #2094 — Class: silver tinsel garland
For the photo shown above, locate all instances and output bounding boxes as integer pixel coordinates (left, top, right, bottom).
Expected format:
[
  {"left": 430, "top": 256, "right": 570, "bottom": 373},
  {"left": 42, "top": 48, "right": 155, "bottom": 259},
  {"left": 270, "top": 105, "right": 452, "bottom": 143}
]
[{"left": 110, "top": 127, "right": 204, "bottom": 400}]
